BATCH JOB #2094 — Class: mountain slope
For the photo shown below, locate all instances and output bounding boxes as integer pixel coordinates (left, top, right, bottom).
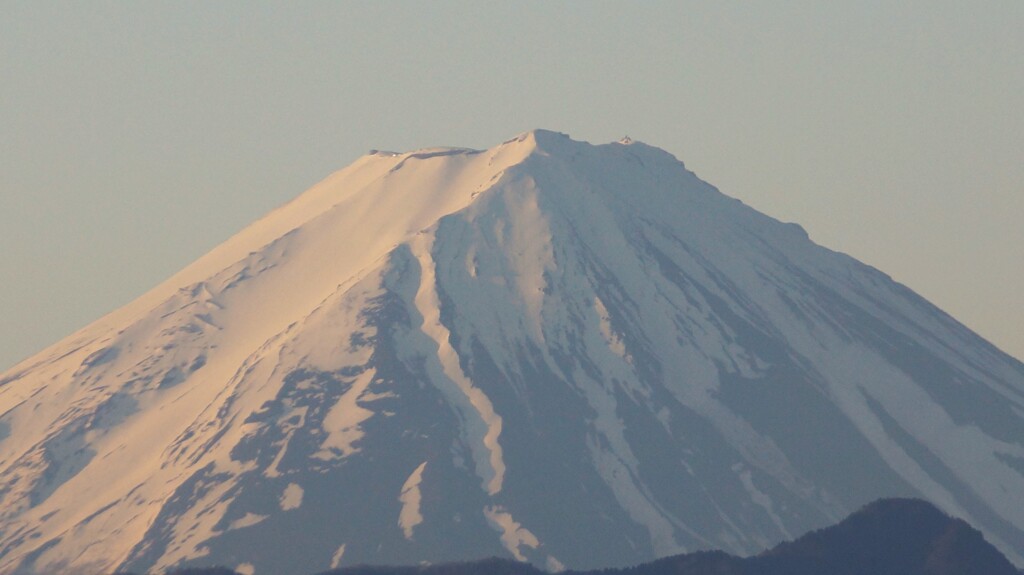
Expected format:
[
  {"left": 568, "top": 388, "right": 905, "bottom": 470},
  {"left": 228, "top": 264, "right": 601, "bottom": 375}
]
[
  {"left": 139, "top": 498, "right": 1023, "bottom": 575},
  {"left": 0, "top": 131, "right": 1022, "bottom": 575}
]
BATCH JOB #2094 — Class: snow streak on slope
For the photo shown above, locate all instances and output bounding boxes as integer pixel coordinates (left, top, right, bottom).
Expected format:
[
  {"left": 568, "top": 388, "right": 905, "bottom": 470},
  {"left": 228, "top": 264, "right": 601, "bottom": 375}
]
[
  {"left": 0, "top": 130, "right": 1023, "bottom": 575},
  {"left": 398, "top": 462, "right": 427, "bottom": 539},
  {"left": 410, "top": 233, "right": 506, "bottom": 496}
]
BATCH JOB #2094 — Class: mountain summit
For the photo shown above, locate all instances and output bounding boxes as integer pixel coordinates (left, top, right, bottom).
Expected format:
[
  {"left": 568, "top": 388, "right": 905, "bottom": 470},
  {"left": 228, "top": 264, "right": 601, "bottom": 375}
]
[{"left": 1, "top": 131, "right": 1022, "bottom": 575}]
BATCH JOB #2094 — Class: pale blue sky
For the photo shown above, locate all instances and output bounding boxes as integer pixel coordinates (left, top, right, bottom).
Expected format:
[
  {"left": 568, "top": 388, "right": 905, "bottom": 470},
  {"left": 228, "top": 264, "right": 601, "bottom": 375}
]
[{"left": 2, "top": 2, "right": 1022, "bottom": 370}]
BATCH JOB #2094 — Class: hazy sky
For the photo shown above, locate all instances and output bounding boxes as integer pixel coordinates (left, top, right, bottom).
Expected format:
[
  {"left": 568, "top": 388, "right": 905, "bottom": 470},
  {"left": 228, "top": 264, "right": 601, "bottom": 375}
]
[{"left": 2, "top": 2, "right": 1022, "bottom": 371}]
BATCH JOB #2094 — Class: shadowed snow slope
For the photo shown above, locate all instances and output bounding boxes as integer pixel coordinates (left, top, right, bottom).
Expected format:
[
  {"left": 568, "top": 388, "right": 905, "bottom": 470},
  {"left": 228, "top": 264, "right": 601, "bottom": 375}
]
[{"left": 1, "top": 130, "right": 1022, "bottom": 575}]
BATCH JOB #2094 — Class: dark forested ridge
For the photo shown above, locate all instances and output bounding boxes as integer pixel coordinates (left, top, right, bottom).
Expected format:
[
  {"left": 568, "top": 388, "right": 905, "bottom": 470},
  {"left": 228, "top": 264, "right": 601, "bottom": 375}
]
[{"left": 119, "top": 499, "right": 1019, "bottom": 575}]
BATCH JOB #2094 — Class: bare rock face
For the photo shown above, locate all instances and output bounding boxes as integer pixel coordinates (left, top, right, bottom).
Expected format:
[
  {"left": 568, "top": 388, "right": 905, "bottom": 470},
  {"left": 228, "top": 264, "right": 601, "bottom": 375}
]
[{"left": 1, "top": 131, "right": 1022, "bottom": 575}]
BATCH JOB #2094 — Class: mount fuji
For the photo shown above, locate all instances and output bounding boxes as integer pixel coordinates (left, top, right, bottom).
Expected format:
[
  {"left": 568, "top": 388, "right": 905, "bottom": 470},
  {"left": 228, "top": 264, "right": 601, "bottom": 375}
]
[{"left": 1, "top": 130, "right": 1022, "bottom": 575}]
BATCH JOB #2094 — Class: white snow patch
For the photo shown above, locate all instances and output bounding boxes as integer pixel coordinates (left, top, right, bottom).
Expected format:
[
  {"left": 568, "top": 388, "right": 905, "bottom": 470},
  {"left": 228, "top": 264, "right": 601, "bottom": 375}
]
[
  {"left": 594, "top": 297, "right": 630, "bottom": 362},
  {"left": 229, "top": 512, "right": 268, "bottom": 531},
  {"left": 398, "top": 461, "right": 428, "bottom": 539},
  {"left": 546, "top": 555, "right": 566, "bottom": 572},
  {"left": 280, "top": 483, "right": 304, "bottom": 511},
  {"left": 316, "top": 369, "right": 377, "bottom": 459},
  {"left": 483, "top": 505, "right": 540, "bottom": 562},
  {"left": 330, "top": 543, "right": 346, "bottom": 569}
]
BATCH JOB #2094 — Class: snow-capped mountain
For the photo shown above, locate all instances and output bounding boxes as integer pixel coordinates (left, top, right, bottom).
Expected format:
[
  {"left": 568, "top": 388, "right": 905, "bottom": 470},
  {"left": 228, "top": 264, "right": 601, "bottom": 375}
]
[{"left": 1, "top": 130, "right": 1022, "bottom": 575}]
